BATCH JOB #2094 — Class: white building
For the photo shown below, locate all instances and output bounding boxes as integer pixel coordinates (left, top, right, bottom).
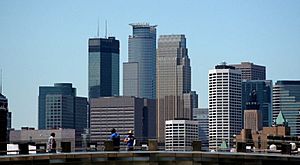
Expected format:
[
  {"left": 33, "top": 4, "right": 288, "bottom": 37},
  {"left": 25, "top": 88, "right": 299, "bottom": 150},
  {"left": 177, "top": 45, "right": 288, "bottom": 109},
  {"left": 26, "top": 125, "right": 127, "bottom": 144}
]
[
  {"left": 165, "top": 120, "right": 198, "bottom": 151},
  {"left": 208, "top": 63, "right": 242, "bottom": 150}
]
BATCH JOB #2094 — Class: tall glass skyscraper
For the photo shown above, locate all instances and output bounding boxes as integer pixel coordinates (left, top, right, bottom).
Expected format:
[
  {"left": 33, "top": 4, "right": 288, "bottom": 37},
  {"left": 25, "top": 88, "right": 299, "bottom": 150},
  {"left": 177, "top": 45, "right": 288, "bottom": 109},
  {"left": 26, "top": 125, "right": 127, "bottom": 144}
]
[
  {"left": 242, "top": 80, "right": 272, "bottom": 127},
  {"left": 88, "top": 37, "right": 119, "bottom": 98},
  {"left": 273, "top": 80, "right": 300, "bottom": 136},
  {"left": 123, "top": 23, "right": 157, "bottom": 99}
]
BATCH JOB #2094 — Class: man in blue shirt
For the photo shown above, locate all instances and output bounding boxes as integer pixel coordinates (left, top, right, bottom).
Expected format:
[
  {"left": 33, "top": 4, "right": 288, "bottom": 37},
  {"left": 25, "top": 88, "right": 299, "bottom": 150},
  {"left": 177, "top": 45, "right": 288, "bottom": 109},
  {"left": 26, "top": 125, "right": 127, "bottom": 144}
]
[
  {"left": 110, "top": 128, "right": 120, "bottom": 151},
  {"left": 124, "top": 130, "right": 135, "bottom": 151}
]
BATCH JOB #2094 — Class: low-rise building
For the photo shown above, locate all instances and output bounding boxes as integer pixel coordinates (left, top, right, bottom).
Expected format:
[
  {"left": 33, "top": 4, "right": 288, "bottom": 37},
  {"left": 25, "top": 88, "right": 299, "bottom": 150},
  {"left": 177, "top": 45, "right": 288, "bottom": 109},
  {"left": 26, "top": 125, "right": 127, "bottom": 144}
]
[
  {"left": 9, "top": 128, "right": 75, "bottom": 152},
  {"left": 165, "top": 119, "right": 198, "bottom": 151}
]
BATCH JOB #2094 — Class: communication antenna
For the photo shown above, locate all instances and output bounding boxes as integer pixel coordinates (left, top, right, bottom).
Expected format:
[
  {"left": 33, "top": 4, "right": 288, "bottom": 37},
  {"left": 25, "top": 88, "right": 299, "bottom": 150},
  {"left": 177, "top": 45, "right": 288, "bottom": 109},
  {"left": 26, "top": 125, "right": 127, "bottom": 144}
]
[
  {"left": 0, "top": 69, "right": 2, "bottom": 94},
  {"left": 105, "top": 20, "right": 108, "bottom": 38},
  {"left": 97, "top": 18, "right": 99, "bottom": 37}
]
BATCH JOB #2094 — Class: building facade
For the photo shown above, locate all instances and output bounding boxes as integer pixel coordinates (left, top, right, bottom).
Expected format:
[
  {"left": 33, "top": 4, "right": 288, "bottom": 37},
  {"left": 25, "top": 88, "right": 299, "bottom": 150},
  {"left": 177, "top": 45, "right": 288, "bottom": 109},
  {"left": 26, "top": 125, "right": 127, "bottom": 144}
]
[
  {"left": 165, "top": 120, "right": 198, "bottom": 151},
  {"left": 38, "top": 83, "right": 88, "bottom": 146},
  {"left": 193, "top": 108, "right": 209, "bottom": 151},
  {"left": 156, "top": 35, "right": 192, "bottom": 142},
  {"left": 242, "top": 80, "right": 272, "bottom": 127},
  {"left": 273, "top": 80, "right": 300, "bottom": 136},
  {"left": 88, "top": 37, "right": 120, "bottom": 98},
  {"left": 89, "top": 96, "right": 156, "bottom": 145},
  {"left": 0, "top": 93, "right": 8, "bottom": 151},
  {"left": 123, "top": 23, "right": 157, "bottom": 99},
  {"left": 208, "top": 64, "right": 242, "bottom": 150},
  {"left": 231, "top": 62, "right": 266, "bottom": 80}
]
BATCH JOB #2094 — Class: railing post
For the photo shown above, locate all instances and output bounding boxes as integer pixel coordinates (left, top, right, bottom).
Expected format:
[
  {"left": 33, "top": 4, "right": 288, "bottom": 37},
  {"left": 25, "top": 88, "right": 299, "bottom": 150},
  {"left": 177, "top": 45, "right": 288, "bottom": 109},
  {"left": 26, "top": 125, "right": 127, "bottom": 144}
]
[
  {"left": 148, "top": 139, "right": 157, "bottom": 151},
  {"left": 104, "top": 140, "right": 114, "bottom": 151},
  {"left": 192, "top": 140, "right": 202, "bottom": 151}
]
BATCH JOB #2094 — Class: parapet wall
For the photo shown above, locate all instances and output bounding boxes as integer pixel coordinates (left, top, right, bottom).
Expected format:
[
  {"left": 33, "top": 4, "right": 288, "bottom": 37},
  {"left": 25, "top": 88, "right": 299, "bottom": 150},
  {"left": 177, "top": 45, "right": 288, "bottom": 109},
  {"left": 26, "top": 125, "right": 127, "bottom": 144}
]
[{"left": 0, "top": 151, "right": 300, "bottom": 165}]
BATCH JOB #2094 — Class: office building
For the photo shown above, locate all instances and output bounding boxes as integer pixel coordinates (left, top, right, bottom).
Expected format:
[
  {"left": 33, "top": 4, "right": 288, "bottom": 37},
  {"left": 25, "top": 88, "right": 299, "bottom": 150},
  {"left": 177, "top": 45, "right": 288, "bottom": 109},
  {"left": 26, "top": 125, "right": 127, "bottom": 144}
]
[
  {"left": 231, "top": 62, "right": 266, "bottom": 80},
  {"left": 156, "top": 35, "right": 192, "bottom": 142},
  {"left": 273, "top": 80, "right": 300, "bottom": 136},
  {"left": 38, "top": 83, "right": 88, "bottom": 146},
  {"left": 90, "top": 96, "right": 156, "bottom": 145},
  {"left": 123, "top": 23, "right": 157, "bottom": 99},
  {"left": 165, "top": 120, "right": 198, "bottom": 151},
  {"left": 208, "top": 63, "right": 242, "bottom": 150},
  {"left": 193, "top": 108, "right": 209, "bottom": 151},
  {"left": 88, "top": 37, "right": 120, "bottom": 98},
  {"left": 0, "top": 93, "right": 8, "bottom": 154},
  {"left": 236, "top": 111, "right": 291, "bottom": 150},
  {"left": 242, "top": 80, "right": 272, "bottom": 127},
  {"left": 243, "top": 90, "right": 262, "bottom": 131}
]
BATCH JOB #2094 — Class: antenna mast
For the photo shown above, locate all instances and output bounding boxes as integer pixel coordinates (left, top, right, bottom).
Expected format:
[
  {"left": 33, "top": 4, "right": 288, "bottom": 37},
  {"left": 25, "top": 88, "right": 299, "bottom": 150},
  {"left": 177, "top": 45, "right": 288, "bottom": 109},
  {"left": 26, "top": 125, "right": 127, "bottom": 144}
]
[
  {"left": 0, "top": 69, "right": 2, "bottom": 94},
  {"left": 105, "top": 20, "right": 108, "bottom": 38}
]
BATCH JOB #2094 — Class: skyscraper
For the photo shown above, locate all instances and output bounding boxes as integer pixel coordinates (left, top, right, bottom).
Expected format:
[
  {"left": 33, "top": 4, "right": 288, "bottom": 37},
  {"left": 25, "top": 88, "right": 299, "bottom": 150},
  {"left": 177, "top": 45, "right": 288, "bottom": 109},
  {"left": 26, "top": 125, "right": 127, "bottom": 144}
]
[
  {"left": 156, "top": 35, "right": 192, "bottom": 142},
  {"left": 38, "top": 83, "right": 88, "bottom": 146},
  {"left": 231, "top": 62, "right": 266, "bottom": 80},
  {"left": 242, "top": 80, "right": 272, "bottom": 127},
  {"left": 243, "top": 90, "right": 262, "bottom": 131},
  {"left": 273, "top": 80, "right": 300, "bottom": 136},
  {"left": 0, "top": 93, "right": 8, "bottom": 154},
  {"left": 123, "top": 23, "right": 157, "bottom": 99},
  {"left": 88, "top": 37, "right": 120, "bottom": 98},
  {"left": 208, "top": 63, "right": 242, "bottom": 150}
]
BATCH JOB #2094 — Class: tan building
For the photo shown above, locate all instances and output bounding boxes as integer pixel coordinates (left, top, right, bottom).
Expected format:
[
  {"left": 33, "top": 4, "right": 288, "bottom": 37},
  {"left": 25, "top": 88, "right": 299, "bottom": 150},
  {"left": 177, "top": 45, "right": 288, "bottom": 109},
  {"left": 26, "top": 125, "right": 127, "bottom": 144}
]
[
  {"left": 244, "top": 109, "right": 262, "bottom": 132},
  {"left": 231, "top": 62, "right": 266, "bottom": 80},
  {"left": 236, "top": 111, "right": 291, "bottom": 150},
  {"left": 89, "top": 96, "right": 156, "bottom": 145},
  {"left": 156, "top": 35, "right": 193, "bottom": 142}
]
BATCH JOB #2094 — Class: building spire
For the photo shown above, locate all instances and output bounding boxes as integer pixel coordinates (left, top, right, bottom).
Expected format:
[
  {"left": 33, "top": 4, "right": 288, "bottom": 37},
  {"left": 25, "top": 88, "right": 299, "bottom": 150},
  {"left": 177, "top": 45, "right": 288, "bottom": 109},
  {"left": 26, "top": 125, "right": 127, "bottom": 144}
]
[
  {"left": 0, "top": 69, "right": 2, "bottom": 94},
  {"left": 97, "top": 18, "right": 99, "bottom": 37},
  {"left": 105, "top": 20, "right": 107, "bottom": 38}
]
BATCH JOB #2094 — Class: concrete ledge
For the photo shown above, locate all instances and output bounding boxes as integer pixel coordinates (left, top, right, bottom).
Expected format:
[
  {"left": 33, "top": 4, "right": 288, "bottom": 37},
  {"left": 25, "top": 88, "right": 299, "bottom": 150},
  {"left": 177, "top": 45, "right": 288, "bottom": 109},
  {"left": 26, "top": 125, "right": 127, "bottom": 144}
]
[{"left": 0, "top": 151, "right": 300, "bottom": 165}]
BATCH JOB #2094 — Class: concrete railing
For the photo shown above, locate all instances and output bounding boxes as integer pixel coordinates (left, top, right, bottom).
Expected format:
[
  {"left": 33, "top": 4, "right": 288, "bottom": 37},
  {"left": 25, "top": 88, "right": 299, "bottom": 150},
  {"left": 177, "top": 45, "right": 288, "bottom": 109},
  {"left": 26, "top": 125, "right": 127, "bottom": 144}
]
[{"left": 1, "top": 151, "right": 300, "bottom": 165}]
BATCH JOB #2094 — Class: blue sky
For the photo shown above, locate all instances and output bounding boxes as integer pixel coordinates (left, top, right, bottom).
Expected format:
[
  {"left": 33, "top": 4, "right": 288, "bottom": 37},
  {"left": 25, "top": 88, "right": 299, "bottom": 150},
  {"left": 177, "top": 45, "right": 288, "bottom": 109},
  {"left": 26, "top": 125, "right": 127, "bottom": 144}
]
[{"left": 1, "top": 0, "right": 300, "bottom": 129}]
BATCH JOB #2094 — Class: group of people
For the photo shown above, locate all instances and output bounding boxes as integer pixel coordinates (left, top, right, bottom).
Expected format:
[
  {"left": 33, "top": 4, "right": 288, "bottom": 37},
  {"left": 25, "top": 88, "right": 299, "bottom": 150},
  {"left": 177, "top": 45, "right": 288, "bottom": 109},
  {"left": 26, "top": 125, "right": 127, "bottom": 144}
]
[
  {"left": 46, "top": 129, "right": 135, "bottom": 153},
  {"left": 110, "top": 128, "right": 135, "bottom": 151}
]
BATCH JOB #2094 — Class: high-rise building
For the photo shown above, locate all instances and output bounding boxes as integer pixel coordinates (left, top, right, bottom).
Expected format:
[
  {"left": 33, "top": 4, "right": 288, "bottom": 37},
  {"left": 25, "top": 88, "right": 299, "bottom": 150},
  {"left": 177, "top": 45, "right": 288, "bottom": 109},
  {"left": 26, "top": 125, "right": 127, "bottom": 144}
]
[
  {"left": 38, "top": 83, "right": 88, "bottom": 146},
  {"left": 156, "top": 35, "right": 192, "bottom": 142},
  {"left": 165, "top": 120, "right": 198, "bottom": 151},
  {"left": 243, "top": 90, "right": 262, "bottom": 131},
  {"left": 0, "top": 93, "right": 8, "bottom": 154},
  {"left": 193, "top": 108, "right": 209, "bottom": 151},
  {"left": 88, "top": 37, "right": 120, "bottom": 98},
  {"left": 90, "top": 96, "right": 156, "bottom": 144},
  {"left": 242, "top": 80, "right": 272, "bottom": 127},
  {"left": 123, "top": 23, "right": 157, "bottom": 99},
  {"left": 273, "top": 80, "right": 300, "bottom": 136},
  {"left": 208, "top": 63, "right": 242, "bottom": 150},
  {"left": 231, "top": 62, "right": 266, "bottom": 80}
]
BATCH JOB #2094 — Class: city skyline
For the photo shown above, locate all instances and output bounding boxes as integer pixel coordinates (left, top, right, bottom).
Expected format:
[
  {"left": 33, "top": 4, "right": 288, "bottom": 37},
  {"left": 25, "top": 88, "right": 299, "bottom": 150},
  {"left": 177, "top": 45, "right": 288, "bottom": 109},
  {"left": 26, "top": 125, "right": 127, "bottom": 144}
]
[{"left": 1, "top": 0, "right": 300, "bottom": 129}]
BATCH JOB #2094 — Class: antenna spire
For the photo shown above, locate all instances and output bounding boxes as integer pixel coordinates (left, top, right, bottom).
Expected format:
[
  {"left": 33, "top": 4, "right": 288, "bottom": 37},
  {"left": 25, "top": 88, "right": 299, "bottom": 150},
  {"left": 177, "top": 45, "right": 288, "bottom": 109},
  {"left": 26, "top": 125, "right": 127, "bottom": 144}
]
[
  {"left": 105, "top": 20, "right": 108, "bottom": 38},
  {"left": 0, "top": 69, "right": 2, "bottom": 94},
  {"left": 97, "top": 18, "right": 99, "bottom": 37}
]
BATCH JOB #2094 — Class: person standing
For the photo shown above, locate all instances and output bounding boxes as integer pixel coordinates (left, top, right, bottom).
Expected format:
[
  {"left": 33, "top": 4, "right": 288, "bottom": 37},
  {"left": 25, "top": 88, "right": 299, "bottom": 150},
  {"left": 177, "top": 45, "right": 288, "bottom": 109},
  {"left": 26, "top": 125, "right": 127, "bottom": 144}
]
[
  {"left": 110, "top": 128, "right": 120, "bottom": 151},
  {"left": 124, "top": 130, "right": 135, "bottom": 151},
  {"left": 47, "top": 133, "right": 57, "bottom": 153}
]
